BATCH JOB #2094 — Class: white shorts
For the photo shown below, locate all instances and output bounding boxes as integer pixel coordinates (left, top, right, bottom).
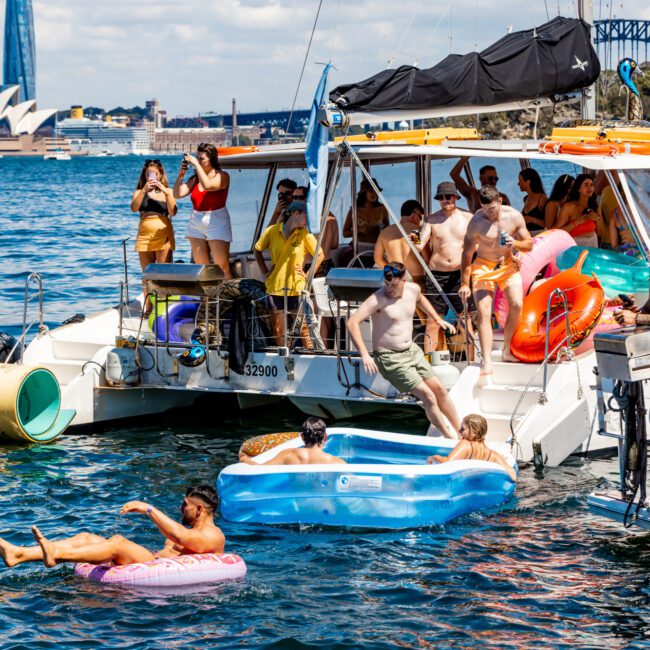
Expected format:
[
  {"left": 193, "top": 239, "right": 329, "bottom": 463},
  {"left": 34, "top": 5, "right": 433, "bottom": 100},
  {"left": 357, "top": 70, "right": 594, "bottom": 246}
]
[{"left": 185, "top": 207, "right": 232, "bottom": 242}]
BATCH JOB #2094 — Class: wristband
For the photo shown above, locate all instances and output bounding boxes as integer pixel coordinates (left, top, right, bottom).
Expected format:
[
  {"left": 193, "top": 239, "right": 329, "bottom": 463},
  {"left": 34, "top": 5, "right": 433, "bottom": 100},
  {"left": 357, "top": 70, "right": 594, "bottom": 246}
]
[{"left": 146, "top": 504, "right": 154, "bottom": 516}]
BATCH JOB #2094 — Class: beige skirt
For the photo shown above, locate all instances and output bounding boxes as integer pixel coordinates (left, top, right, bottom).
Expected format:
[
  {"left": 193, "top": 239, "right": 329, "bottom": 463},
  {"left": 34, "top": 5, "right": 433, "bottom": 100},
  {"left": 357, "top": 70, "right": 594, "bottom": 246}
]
[{"left": 135, "top": 215, "right": 175, "bottom": 252}]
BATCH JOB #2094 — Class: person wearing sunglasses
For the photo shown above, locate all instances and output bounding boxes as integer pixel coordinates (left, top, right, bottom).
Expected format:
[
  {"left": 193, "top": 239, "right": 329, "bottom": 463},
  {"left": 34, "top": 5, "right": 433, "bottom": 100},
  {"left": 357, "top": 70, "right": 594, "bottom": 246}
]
[
  {"left": 459, "top": 186, "right": 532, "bottom": 379},
  {"left": 451, "top": 157, "right": 511, "bottom": 213},
  {"left": 131, "top": 159, "right": 177, "bottom": 314},
  {"left": 268, "top": 178, "right": 298, "bottom": 226},
  {"left": 412, "top": 182, "right": 474, "bottom": 355},
  {"left": 173, "top": 142, "right": 232, "bottom": 278},
  {"left": 347, "top": 261, "right": 461, "bottom": 439},
  {"left": 254, "top": 201, "right": 323, "bottom": 347}
]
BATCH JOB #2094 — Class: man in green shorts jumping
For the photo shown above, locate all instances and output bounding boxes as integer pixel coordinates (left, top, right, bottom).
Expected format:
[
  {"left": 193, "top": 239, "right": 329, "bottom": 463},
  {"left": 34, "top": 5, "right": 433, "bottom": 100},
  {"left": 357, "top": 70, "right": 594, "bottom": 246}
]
[{"left": 347, "top": 261, "right": 461, "bottom": 439}]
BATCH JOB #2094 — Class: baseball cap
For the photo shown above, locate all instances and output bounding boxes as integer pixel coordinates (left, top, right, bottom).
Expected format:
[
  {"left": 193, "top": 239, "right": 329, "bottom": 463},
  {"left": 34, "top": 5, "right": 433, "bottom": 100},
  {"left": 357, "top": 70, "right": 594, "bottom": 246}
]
[{"left": 286, "top": 200, "right": 307, "bottom": 214}]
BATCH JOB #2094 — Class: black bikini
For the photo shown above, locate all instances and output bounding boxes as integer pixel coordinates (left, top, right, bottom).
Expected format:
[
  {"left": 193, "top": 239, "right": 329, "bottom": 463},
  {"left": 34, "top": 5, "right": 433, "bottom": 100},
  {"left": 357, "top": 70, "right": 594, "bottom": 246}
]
[
  {"left": 468, "top": 441, "right": 495, "bottom": 462},
  {"left": 140, "top": 194, "right": 169, "bottom": 217},
  {"left": 522, "top": 204, "right": 545, "bottom": 232}
]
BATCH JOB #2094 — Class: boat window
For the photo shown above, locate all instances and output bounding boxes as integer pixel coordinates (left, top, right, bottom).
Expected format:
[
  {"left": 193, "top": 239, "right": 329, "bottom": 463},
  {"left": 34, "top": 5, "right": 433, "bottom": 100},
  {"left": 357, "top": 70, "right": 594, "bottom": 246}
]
[
  {"left": 528, "top": 159, "right": 580, "bottom": 204},
  {"left": 367, "top": 161, "right": 416, "bottom": 224},
  {"left": 228, "top": 168, "right": 291, "bottom": 253},
  {"left": 335, "top": 161, "right": 416, "bottom": 241},
  {"left": 623, "top": 169, "right": 650, "bottom": 249}
]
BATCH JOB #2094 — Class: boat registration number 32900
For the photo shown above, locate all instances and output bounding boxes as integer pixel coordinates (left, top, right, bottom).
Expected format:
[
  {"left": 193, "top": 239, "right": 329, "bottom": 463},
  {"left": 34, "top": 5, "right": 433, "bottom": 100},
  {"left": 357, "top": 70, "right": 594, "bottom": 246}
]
[{"left": 243, "top": 362, "right": 279, "bottom": 378}]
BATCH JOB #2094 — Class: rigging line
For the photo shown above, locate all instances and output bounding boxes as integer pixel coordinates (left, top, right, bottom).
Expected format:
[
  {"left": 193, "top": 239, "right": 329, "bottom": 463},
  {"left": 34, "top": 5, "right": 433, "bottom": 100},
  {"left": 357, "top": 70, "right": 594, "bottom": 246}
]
[
  {"left": 284, "top": 0, "right": 324, "bottom": 141},
  {"left": 386, "top": 0, "right": 425, "bottom": 68},
  {"left": 416, "top": 0, "right": 452, "bottom": 65},
  {"left": 543, "top": 0, "right": 550, "bottom": 20},
  {"left": 329, "top": 0, "right": 342, "bottom": 63}
]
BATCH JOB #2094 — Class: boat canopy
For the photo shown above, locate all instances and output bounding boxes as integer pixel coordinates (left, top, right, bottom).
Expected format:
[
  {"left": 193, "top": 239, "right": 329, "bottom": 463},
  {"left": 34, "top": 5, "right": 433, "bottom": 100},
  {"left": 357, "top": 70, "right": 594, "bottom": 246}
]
[{"left": 328, "top": 16, "right": 599, "bottom": 117}]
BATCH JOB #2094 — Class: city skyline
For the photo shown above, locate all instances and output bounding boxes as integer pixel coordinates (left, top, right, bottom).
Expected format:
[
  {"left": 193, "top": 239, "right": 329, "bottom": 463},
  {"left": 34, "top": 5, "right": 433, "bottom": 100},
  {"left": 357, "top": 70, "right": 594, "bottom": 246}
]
[{"left": 1, "top": 0, "right": 649, "bottom": 116}]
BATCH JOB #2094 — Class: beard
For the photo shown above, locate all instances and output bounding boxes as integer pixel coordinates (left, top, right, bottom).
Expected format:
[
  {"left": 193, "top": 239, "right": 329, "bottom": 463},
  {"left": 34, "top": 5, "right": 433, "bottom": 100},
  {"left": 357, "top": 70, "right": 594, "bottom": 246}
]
[{"left": 181, "top": 513, "right": 192, "bottom": 526}]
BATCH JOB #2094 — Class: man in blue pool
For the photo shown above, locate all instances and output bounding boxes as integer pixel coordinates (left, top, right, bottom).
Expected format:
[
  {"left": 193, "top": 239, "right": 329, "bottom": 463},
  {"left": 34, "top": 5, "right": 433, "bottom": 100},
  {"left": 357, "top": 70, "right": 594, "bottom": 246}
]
[
  {"left": 239, "top": 417, "right": 346, "bottom": 465},
  {"left": 0, "top": 485, "right": 224, "bottom": 568}
]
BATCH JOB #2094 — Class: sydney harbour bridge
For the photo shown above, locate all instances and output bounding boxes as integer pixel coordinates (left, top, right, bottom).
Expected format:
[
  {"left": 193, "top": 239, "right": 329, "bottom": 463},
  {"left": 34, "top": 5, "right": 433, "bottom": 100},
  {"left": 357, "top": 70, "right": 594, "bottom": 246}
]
[{"left": 594, "top": 19, "right": 650, "bottom": 70}]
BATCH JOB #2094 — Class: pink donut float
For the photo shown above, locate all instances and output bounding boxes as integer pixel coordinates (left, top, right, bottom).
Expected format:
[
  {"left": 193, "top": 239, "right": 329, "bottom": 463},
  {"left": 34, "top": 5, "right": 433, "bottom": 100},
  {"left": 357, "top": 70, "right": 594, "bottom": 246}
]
[
  {"left": 74, "top": 552, "right": 246, "bottom": 588},
  {"left": 494, "top": 229, "right": 575, "bottom": 328}
]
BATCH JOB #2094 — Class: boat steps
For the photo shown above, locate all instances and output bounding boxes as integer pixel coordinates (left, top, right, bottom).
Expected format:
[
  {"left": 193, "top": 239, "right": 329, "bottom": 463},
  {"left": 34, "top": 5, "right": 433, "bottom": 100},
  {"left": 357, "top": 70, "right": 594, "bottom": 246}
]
[{"left": 478, "top": 384, "right": 544, "bottom": 415}]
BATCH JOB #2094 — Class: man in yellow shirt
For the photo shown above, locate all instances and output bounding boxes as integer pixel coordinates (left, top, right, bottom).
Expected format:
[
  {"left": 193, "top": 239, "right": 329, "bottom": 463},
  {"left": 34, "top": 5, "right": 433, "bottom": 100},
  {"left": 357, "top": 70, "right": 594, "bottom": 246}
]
[{"left": 254, "top": 201, "right": 323, "bottom": 346}]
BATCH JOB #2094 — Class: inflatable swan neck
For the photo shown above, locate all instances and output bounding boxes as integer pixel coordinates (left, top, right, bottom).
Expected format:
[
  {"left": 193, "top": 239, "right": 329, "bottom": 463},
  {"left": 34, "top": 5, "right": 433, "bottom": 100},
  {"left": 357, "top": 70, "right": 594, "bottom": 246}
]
[{"left": 574, "top": 249, "right": 590, "bottom": 273}]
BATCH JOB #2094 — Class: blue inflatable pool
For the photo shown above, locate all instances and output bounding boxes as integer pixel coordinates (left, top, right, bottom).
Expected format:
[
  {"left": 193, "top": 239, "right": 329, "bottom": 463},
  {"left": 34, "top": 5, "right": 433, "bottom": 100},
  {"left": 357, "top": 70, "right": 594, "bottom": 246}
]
[{"left": 217, "top": 428, "right": 517, "bottom": 529}]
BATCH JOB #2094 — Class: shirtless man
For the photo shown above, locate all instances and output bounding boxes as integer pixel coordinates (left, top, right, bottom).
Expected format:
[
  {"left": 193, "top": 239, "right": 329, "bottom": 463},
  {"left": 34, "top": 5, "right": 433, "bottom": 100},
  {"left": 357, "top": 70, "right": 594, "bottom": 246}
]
[
  {"left": 347, "top": 261, "right": 460, "bottom": 439},
  {"left": 451, "top": 157, "right": 511, "bottom": 213},
  {"left": 459, "top": 186, "right": 532, "bottom": 378},
  {"left": 374, "top": 200, "right": 427, "bottom": 292},
  {"left": 414, "top": 181, "right": 473, "bottom": 353},
  {"left": 239, "top": 417, "right": 346, "bottom": 465},
  {"left": 0, "top": 485, "right": 224, "bottom": 569}
]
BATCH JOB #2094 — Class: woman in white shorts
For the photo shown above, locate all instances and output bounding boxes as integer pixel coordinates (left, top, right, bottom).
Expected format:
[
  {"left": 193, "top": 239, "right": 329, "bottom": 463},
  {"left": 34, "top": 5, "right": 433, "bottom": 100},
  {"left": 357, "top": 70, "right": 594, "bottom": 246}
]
[{"left": 173, "top": 143, "right": 232, "bottom": 278}]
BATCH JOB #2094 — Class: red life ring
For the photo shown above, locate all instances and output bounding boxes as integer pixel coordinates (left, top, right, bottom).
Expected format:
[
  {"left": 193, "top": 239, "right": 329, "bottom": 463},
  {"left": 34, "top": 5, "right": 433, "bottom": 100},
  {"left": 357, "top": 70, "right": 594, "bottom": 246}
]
[
  {"left": 510, "top": 250, "right": 605, "bottom": 363},
  {"left": 538, "top": 141, "right": 619, "bottom": 156}
]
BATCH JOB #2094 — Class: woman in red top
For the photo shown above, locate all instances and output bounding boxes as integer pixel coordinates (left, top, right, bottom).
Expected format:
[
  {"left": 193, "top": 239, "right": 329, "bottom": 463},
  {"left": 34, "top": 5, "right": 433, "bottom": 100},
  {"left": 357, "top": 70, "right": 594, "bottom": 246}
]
[
  {"left": 556, "top": 174, "right": 605, "bottom": 248},
  {"left": 173, "top": 143, "right": 232, "bottom": 278}
]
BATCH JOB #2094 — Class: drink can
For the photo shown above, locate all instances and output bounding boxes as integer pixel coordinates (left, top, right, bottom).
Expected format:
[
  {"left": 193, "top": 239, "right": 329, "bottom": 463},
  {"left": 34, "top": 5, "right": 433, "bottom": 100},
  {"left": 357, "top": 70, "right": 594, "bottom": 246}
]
[
  {"left": 499, "top": 229, "right": 509, "bottom": 246},
  {"left": 411, "top": 229, "right": 421, "bottom": 245}
]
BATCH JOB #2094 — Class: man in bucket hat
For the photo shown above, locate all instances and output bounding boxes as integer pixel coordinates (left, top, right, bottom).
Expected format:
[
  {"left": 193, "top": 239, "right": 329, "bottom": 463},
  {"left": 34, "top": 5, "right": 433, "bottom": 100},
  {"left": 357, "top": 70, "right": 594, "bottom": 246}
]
[{"left": 412, "top": 181, "right": 474, "bottom": 354}]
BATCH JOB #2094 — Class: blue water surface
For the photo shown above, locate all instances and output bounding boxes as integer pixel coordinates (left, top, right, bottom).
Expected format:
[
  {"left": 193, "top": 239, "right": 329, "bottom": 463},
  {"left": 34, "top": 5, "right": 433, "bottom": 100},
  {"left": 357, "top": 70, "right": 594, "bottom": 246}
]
[{"left": 1, "top": 156, "right": 645, "bottom": 649}]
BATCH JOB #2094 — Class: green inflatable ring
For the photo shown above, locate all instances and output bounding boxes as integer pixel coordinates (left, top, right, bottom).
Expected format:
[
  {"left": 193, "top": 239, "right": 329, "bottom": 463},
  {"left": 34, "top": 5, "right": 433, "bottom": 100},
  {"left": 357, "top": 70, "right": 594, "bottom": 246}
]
[{"left": 557, "top": 246, "right": 649, "bottom": 297}]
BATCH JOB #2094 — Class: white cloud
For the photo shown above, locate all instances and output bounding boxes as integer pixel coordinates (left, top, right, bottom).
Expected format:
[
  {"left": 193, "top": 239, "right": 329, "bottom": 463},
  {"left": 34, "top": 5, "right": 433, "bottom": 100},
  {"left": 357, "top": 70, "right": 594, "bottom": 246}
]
[{"left": 0, "top": 0, "right": 648, "bottom": 115}]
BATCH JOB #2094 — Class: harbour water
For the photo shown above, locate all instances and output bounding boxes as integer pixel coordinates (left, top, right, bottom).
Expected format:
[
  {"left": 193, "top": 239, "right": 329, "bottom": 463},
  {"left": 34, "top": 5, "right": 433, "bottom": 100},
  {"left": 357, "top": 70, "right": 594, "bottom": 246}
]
[{"left": 1, "top": 156, "right": 647, "bottom": 649}]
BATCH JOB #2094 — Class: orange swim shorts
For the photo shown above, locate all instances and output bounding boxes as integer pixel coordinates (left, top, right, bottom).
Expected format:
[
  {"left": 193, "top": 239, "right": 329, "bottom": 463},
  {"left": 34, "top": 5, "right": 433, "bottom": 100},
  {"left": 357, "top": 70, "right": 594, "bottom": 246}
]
[{"left": 471, "top": 256, "right": 521, "bottom": 293}]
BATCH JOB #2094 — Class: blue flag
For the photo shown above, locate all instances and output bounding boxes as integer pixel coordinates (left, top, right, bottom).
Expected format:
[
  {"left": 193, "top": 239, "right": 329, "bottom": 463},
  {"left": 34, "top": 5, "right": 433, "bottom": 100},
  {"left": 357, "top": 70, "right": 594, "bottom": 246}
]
[{"left": 305, "top": 63, "right": 331, "bottom": 233}]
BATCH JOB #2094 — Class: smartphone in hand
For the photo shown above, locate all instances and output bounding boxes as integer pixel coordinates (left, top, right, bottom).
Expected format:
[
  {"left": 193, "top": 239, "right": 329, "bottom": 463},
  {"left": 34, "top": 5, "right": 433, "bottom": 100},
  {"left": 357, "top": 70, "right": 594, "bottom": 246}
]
[{"left": 619, "top": 293, "right": 635, "bottom": 308}]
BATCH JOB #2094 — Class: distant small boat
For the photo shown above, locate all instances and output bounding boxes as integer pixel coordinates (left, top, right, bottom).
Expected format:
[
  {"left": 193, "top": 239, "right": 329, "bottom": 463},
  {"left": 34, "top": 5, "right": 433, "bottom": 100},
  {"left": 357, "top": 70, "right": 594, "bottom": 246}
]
[{"left": 44, "top": 149, "right": 71, "bottom": 161}]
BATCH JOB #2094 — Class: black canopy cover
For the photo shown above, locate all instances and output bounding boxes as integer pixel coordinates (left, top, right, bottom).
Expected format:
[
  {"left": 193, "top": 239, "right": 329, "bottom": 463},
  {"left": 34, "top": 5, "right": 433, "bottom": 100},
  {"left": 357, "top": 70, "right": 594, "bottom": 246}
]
[{"left": 330, "top": 17, "right": 600, "bottom": 112}]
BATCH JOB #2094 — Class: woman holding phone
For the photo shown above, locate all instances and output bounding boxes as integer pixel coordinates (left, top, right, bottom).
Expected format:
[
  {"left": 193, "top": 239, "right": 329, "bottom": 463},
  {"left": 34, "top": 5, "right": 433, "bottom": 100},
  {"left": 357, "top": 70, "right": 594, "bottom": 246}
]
[
  {"left": 131, "top": 159, "right": 177, "bottom": 313},
  {"left": 173, "top": 143, "right": 232, "bottom": 278}
]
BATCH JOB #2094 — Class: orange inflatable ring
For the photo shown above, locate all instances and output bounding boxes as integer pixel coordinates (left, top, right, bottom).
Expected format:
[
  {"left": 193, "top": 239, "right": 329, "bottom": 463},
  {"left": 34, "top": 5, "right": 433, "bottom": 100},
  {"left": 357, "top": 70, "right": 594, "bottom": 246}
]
[
  {"left": 539, "top": 141, "right": 650, "bottom": 156},
  {"left": 510, "top": 250, "right": 605, "bottom": 363},
  {"left": 240, "top": 431, "right": 300, "bottom": 457},
  {"left": 217, "top": 146, "right": 258, "bottom": 157},
  {"left": 538, "top": 141, "right": 619, "bottom": 156}
]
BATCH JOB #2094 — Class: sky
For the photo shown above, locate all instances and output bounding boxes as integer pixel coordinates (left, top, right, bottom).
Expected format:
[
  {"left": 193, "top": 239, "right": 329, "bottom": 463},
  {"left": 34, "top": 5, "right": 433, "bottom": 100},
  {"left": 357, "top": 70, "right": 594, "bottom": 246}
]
[{"left": 1, "top": 0, "right": 649, "bottom": 117}]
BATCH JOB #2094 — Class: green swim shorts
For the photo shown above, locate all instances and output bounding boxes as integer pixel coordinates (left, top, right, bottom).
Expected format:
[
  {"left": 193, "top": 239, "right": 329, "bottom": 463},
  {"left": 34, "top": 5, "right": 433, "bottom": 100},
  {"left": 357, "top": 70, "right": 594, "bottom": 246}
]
[{"left": 373, "top": 343, "right": 435, "bottom": 393}]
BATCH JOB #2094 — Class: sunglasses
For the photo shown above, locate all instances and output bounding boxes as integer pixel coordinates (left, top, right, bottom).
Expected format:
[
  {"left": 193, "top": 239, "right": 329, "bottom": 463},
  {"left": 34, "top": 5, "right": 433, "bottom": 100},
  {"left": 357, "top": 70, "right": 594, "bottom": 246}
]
[
  {"left": 145, "top": 159, "right": 161, "bottom": 165},
  {"left": 293, "top": 194, "right": 306, "bottom": 200},
  {"left": 486, "top": 176, "right": 499, "bottom": 182},
  {"left": 279, "top": 190, "right": 293, "bottom": 197},
  {"left": 439, "top": 194, "right": 456, "bottom": 200},
  {"left": 383, "top": 265, "right": 405, "bottom": 280}
]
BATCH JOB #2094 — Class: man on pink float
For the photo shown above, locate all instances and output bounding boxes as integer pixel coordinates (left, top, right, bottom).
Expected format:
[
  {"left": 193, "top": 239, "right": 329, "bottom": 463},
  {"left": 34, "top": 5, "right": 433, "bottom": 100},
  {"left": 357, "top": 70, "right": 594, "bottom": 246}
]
[{"left": 0, "top": 485, "right": 224, "bottom": 569}]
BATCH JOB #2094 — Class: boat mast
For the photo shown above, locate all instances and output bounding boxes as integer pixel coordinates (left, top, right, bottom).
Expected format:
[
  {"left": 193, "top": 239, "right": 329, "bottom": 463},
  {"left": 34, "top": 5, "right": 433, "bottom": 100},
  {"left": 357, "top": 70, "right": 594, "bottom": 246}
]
[{"left": 579, "top": 0, "right": 596, "bottom": 119}]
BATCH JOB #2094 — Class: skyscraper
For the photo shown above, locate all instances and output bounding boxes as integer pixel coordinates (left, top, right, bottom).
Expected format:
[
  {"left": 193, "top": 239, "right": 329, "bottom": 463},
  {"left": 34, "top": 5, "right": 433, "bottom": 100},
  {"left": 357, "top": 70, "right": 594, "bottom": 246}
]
[{"left": 3, "top": 0, "right": 36, "bottom": 102}]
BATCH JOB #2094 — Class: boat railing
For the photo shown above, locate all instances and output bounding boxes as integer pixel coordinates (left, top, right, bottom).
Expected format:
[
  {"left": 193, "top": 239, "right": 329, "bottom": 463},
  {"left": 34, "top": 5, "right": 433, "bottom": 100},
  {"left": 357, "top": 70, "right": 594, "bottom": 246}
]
[
  {"left": 9, "top": 272, "right": 47, "bottom": 363},
  {"left": 508, "top": 288, "right": 584, "bottom": 460}
]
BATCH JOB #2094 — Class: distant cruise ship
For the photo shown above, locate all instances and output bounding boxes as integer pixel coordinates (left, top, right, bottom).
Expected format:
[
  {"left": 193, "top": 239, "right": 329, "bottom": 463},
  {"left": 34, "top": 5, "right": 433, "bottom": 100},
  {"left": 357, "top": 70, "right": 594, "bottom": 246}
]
[{"left": 56, "top": 117, "right": 150, "bottom": 155}]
